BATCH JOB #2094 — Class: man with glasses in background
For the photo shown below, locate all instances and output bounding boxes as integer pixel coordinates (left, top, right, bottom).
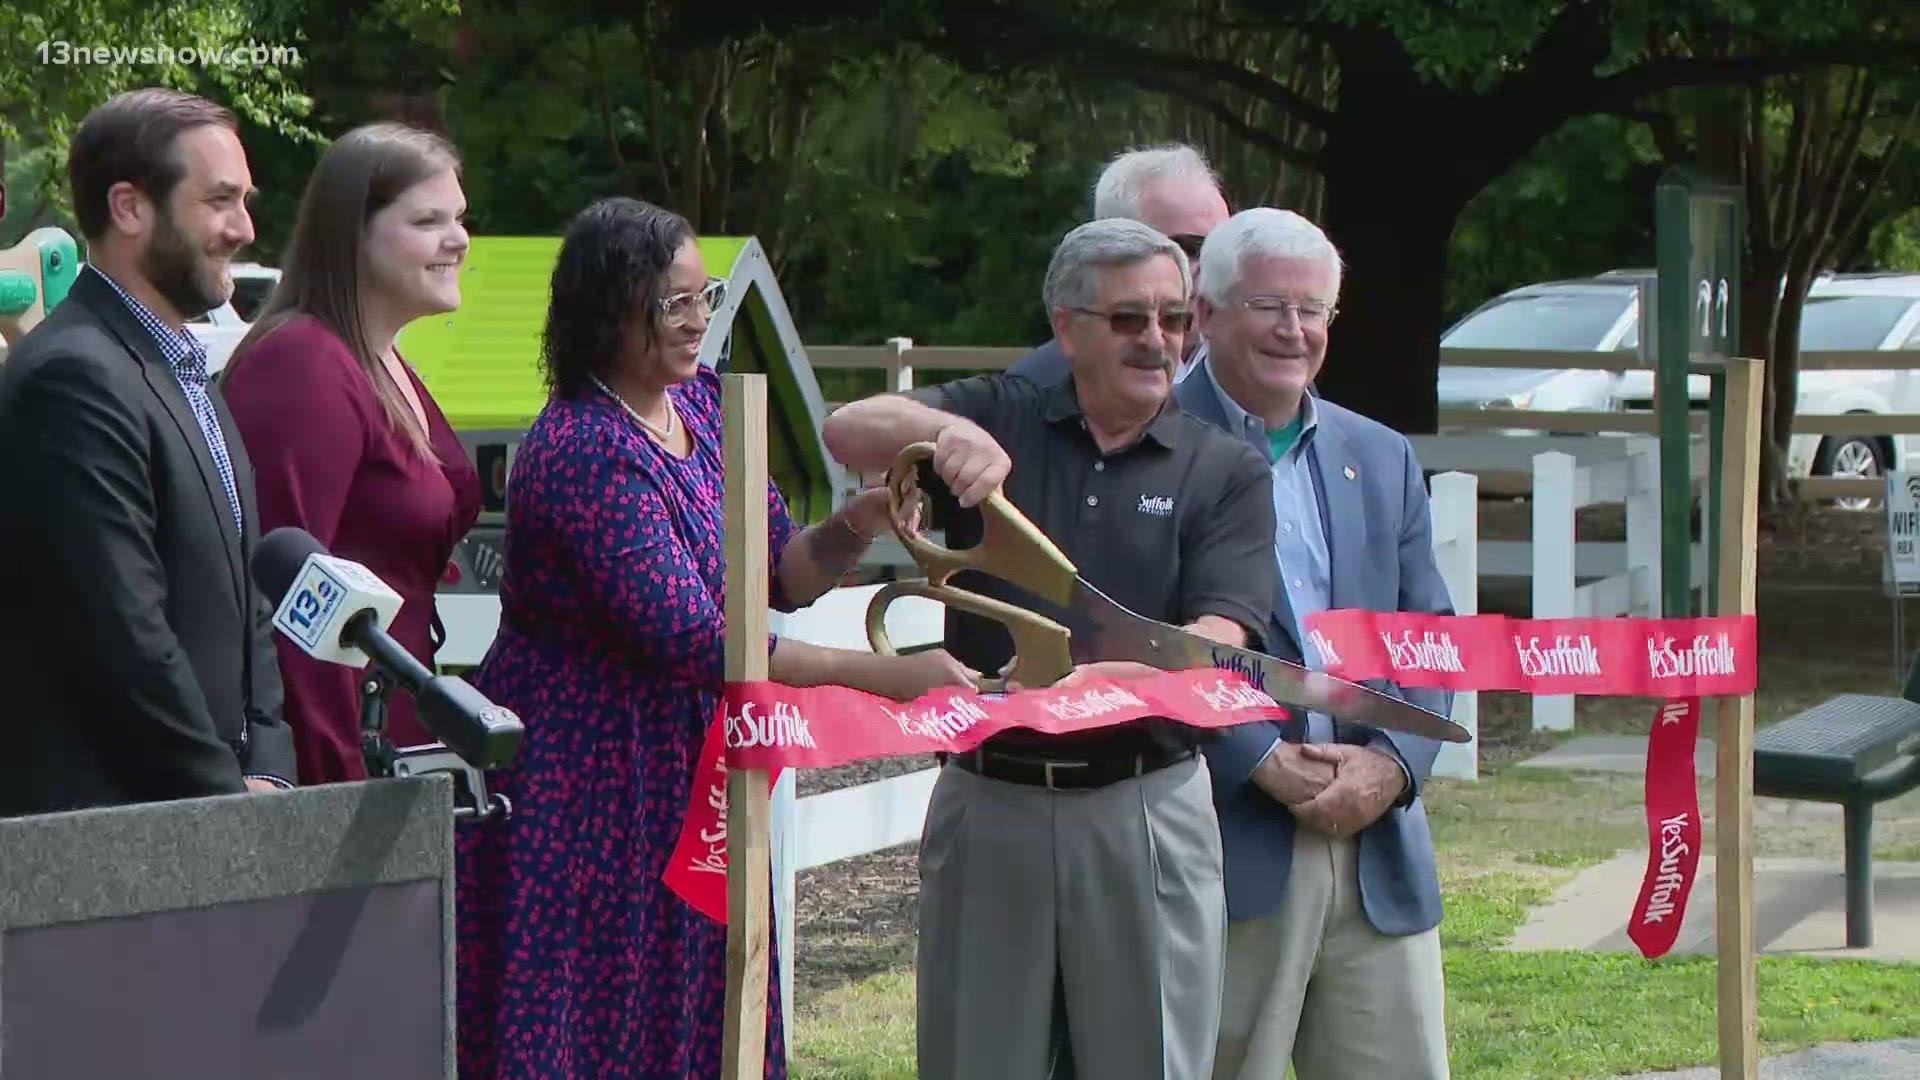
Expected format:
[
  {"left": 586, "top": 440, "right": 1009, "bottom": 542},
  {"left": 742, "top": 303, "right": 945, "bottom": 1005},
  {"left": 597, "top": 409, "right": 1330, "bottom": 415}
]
[
  {"left": 823, "top": 217, "right": 1278, "bottom": 1080},
  {"left": 1174, "top": 207, "right": 1454, "bottom": 1079},
  {"left": 1007, "top": 143, "right": 1230, "bottom": 387}
]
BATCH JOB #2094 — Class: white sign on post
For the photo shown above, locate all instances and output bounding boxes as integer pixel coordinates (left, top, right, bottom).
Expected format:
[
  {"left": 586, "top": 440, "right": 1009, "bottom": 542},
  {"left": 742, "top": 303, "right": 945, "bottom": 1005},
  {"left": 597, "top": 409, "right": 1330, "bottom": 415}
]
[{"left": 1885, "top": 471, "right": 1920, "bottom": 592}]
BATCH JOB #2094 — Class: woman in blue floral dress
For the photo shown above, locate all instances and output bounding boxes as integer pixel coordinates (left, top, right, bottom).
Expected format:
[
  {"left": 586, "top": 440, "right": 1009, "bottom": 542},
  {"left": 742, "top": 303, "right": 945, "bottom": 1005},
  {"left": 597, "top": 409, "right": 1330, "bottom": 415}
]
[{"left": 453, "top": 197, "right": 976, "bottom": 1078}]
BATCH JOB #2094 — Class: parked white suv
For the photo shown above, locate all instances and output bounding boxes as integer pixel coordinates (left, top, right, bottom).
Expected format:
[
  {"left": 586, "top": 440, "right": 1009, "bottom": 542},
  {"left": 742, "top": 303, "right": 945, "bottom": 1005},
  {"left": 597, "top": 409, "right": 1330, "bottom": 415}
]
[{"left": 1438, "top": 271, "right": 1920, "bottom": 502}]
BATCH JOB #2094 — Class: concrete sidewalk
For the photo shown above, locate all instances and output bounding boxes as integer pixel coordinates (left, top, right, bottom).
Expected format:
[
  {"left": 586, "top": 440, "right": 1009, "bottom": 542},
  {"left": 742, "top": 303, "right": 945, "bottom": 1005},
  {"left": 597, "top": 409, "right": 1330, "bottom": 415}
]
[
  {"left": 1505, "top": 734, "right": 1920, "bottom": 1076},
  {"left": 1616, "top": 1039, "right": 1920, "bottom": 1078},
  {"left": 1509, "top": 733, "right": 1920, "bottom": 959},
  {"left": 1512, "top": 733, "right": 1718, "bottom": 777},
  {"left": 1506, "top": 851, "right": 1920, "bottom": 960}
]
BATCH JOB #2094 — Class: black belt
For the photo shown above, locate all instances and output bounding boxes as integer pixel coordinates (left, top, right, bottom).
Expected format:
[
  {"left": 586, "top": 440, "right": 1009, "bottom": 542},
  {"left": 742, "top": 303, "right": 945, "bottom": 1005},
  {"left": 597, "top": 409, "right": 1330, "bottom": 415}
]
[{"left": 950, "top": 746, "right": 1196, "bottom": 790}]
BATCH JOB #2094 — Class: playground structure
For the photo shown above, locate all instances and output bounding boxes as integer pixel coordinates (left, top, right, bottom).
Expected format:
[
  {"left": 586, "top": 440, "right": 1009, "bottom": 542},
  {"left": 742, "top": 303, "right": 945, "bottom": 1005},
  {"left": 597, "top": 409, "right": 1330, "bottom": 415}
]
[
  {"left": 0, "top": 227, "right": 80, "bottom": 349},
  {"left": 397, "top": 234, "right": 850, "bottom": 532}
]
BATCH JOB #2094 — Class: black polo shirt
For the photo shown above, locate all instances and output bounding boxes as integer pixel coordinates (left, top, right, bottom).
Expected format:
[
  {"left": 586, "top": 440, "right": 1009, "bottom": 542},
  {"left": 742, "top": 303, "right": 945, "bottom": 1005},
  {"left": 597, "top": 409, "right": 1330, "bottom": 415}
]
[{"left": 907, "top": 373, "right": 1278, "bottom": 761}]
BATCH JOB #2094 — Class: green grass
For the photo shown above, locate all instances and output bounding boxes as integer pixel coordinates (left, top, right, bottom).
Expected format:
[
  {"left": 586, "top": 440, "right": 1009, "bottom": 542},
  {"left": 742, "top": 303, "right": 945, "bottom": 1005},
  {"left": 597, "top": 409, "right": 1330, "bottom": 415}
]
[
  {"left": 789, "top": 763, "right": 1920, "bottom": 1079},
  {"left": 789, "top": 969, "right": 918, "bottom": 1080},
  {"left": 792, "top": 866, "right": 1920, "bottom": 1079},
  {"left": 1442, "top": 871, "right": 1920, "bottom": 1078}
]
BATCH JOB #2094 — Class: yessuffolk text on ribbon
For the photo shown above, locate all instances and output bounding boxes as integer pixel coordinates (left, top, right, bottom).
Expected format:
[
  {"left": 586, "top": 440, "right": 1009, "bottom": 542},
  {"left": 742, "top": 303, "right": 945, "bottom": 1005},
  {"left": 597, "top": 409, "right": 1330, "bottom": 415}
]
[
  {"left": 663, "top": 667, "right": 1294, "bottom": 923},
  {"left": 666, "top": 610, "right": 1756, "bottom": 960},
  {"left": 1301, "top": 610, "right": 1754, "bottom": 959}
]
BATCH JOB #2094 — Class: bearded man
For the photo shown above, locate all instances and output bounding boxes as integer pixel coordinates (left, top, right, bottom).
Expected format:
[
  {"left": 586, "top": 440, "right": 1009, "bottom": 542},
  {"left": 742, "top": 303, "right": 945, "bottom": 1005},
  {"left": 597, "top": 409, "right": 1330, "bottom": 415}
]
[{"left": 0, "top": 87, "right": 297, "bottom": 814}]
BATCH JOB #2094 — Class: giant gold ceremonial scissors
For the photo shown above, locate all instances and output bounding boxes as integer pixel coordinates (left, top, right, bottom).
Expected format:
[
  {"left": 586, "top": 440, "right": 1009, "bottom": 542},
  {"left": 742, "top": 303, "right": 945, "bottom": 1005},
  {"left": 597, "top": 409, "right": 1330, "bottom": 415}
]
[{"left": 863, "top": 441, "right": 1472, "bottom": 744}]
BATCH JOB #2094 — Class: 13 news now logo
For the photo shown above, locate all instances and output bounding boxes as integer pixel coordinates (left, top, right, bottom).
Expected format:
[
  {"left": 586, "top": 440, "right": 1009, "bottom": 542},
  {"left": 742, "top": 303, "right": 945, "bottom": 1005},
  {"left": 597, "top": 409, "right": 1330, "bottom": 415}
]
[{"left": 275, "top": 562, "right": 350, "bottom": 652}]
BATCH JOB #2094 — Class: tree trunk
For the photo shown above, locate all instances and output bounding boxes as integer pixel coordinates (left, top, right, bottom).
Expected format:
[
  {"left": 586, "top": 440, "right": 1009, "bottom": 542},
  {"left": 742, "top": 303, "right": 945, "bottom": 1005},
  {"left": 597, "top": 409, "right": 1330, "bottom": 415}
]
[
  {"left": 1311, "top": 30, "right": 1528, "bottom": 434},
  {"left": 1315, "top": 170, "right": 1461, "bottom": 434},
  {"left": 1740, "top": 251, "right": 1795, "bottom": 508}
]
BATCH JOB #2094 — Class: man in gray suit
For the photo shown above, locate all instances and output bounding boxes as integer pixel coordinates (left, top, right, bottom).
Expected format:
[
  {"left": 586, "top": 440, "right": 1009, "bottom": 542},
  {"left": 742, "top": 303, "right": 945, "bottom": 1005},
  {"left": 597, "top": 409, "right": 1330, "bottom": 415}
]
[
  {"left": 1008, "top": 143, "right": 1228, "bottom": 386},
  {"left": 1173, "top": 207, "right": 1453, "bottom": 1079}
]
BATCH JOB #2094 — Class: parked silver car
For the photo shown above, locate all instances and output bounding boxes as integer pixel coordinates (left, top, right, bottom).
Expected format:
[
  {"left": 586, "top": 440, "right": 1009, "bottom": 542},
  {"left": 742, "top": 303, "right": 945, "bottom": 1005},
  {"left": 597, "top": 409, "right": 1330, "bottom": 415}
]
[{"left": 1438, "top": 270, "right": 1920, "bottom": 503}]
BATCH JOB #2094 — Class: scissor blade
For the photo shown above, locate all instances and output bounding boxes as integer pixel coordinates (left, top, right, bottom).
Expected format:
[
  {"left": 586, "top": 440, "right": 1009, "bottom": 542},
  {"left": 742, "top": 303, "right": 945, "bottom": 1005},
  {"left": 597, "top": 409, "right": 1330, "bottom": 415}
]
[{"left": 1062, "top": 578, "right": 1472, "bottom": 744}]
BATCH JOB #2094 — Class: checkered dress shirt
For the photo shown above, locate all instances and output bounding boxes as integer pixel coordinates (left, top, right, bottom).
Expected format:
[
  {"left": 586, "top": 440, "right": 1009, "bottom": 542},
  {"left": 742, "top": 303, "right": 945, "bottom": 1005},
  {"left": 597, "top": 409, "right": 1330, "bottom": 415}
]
[{"left": 94, "top": 272, "right": 244, "bottom": 536}]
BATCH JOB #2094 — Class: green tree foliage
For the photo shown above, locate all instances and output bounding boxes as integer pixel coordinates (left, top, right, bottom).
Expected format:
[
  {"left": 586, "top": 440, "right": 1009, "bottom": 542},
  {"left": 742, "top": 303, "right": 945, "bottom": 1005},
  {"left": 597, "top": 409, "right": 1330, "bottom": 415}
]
[
  {"left": 1644, "top": 70, "right": 1920, "bottom": 507},
  {"left": 0, "top": 0, "right": 459, "bottom": 246},
  {"left": 704, "top": 0, "right": 1920, "bottom": 431},
  {"left": 1447, "top": 114, "right": 1665, "bottom": 324},
  {"left": 1867, "top": 208, "right": 1920, "bottom": 271},
  {"left": 425, "top": 0, "right": 1197, "bottom": 367}
]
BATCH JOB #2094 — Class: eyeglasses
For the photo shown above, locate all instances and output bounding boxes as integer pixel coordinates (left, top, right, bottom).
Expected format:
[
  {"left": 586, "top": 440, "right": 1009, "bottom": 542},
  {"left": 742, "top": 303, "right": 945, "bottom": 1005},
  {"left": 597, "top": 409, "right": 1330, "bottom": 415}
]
[
  {"left": 1168, "top": 233, "right": 1207, "bottom": 261},
  {"left": 659, "top": 277, "right": 727, "bottom": 327},
  {"left": 1239, "top": 296, "right": 1337, "bottom": 328},
  {"left": 1070, "top": 306, "right": 1194, "bottom": 336}
]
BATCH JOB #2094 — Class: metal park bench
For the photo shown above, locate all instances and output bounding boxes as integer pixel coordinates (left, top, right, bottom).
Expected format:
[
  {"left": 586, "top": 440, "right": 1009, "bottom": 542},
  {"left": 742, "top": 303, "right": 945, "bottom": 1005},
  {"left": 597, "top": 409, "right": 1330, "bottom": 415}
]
[{"left": 1753, "top": 672, "right": 1920, "bottom": 948}]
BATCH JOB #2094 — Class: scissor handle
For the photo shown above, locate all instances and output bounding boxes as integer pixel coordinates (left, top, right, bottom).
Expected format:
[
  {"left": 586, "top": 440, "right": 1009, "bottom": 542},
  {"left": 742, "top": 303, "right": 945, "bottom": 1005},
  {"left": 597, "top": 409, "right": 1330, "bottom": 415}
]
[
  {"left": 886, "top": 441, "right": 1082, "bottom": 607},
  {"left": 866, "top": 579, "right": 1075, "bottom": 693}
]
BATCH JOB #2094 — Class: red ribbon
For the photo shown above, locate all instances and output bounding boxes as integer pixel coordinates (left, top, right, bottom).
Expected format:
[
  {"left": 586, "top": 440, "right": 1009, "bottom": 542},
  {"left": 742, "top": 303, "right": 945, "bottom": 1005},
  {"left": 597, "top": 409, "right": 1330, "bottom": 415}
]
[
  {"left": 1298, "top": 611, "right": 1756, "bottom": 698},
  {"left": 662, "top": 611, "right": 1757, "bottom": 957},
  {"left": 663, "top": 668, "right": 1293, "bottom": 924},
  {"left": 1626, "top": 698, "right": 1705, "bottom": 958},
  {"left": 1301, "top": 611, "right": 1752, "bottom": 959}
]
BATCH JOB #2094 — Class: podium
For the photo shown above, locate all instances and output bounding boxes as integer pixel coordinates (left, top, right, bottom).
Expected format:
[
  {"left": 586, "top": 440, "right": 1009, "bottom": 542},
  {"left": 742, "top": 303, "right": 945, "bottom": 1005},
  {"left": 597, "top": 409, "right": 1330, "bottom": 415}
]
[{"left": 0, "top": 776, "right": 460, "bottom": 1079}]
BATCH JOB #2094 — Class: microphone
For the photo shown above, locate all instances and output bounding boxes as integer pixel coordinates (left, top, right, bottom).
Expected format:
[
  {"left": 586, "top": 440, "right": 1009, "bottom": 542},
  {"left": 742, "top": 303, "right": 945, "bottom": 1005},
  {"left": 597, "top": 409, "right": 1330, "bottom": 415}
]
[{"left": 252, "top": 527, "right": 524, "bottom": 772}]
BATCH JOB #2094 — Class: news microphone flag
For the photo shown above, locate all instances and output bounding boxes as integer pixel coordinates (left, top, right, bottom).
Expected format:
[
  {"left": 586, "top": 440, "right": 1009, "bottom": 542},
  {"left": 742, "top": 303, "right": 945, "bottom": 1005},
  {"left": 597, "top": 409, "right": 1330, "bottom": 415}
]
[{"left": 272, "top": 552, "right": 404, "bottom": 667}]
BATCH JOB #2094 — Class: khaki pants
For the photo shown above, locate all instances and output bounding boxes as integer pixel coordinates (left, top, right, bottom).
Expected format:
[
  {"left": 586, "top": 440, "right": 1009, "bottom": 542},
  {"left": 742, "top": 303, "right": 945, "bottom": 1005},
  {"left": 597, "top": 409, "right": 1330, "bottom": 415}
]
[
  {"left": 1212, "top": 828, "right": 1449, "bottom": 1080},
  {"left": 915, "top": 753, "right": 1226, "bottom": 1080}
]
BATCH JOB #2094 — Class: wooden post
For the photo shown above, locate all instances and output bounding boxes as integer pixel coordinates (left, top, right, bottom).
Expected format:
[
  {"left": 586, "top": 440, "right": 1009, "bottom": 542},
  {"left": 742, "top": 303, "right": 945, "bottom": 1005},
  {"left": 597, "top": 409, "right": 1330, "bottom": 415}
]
[
  {"left": 1715, "top": 357, "right": 1763, "bottom": 1078},
  {"left": 721, "top": 373, "right": 773, "bottom": 1080}
]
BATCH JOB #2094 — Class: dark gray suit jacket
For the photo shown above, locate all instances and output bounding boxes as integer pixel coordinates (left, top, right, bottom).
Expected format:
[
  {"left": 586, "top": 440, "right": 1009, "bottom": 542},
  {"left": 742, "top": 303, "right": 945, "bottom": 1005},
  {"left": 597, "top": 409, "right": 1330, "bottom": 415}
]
[
  {"left": 1176, "top": 363, "right": 1451, "bottom": 935},
  {"left": 1004, "top": 338, "right": 1069, "bottom": 384},
  {"left": 0, "top": 267, "right": 296, "bottom": 814}
]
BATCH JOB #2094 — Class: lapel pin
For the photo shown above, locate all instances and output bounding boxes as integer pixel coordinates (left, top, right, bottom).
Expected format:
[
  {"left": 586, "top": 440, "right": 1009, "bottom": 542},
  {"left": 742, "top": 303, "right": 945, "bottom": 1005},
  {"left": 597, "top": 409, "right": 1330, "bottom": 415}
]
[{"left": 1343, "top": 465, "right": 1357, "bottom": 480}]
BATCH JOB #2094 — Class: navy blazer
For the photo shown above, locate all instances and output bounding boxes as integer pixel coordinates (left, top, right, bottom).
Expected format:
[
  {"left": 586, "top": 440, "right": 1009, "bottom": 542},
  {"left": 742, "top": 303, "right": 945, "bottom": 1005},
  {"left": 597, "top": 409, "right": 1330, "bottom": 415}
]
[
  {"left": 1176, "top": 364, "right": 1452, "bottom": 936},
  {"left": 1003, "top": 338, "right": 1069, "bottom": 385}
]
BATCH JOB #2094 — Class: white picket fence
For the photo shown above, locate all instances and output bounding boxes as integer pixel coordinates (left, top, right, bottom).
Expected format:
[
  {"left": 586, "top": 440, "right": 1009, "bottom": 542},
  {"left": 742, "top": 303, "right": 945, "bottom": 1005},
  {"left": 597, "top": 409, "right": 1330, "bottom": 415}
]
[
  {"left": 1409, "top": 434, "right": 1708, "bottom": 731},
  {"left": 1427, "top": 471, "right": 1480, "bottom": 782}
]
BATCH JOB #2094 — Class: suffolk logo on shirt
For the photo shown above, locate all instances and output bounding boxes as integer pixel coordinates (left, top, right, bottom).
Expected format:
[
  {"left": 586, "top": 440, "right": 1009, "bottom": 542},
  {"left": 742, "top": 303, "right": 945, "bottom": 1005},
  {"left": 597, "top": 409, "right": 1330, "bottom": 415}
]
[{"left": 1137, "top": 494, "right": 1174, "bottom": 516}]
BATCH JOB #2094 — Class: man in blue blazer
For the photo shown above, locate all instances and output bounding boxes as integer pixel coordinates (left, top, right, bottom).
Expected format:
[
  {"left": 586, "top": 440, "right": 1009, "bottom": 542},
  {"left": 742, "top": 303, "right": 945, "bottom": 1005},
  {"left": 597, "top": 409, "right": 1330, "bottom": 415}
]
[{"left": 1174, "top": 208, "right": 1453, "bottom": 1079}]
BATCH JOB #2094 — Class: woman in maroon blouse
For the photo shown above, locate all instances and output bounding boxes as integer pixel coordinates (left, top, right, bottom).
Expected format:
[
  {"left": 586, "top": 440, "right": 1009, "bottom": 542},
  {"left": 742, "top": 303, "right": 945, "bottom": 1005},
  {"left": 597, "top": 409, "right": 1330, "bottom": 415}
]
[{"left": 222, "top": 122, "right": 481, "bottom": 784}]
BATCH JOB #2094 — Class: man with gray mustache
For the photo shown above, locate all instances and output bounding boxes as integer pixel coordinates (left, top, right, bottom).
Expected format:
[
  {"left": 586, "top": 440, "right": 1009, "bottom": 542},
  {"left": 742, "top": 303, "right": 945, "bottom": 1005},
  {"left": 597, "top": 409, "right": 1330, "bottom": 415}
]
[{"left": 824, "top": 217, "right": 1278, "bottom": 1080}]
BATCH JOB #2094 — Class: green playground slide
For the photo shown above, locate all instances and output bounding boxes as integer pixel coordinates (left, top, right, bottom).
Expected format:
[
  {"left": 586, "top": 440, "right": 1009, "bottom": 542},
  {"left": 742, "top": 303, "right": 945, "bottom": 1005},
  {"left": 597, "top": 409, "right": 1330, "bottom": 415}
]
[{"left": 399, "top": 235, "right": 845, "bottom": 524}]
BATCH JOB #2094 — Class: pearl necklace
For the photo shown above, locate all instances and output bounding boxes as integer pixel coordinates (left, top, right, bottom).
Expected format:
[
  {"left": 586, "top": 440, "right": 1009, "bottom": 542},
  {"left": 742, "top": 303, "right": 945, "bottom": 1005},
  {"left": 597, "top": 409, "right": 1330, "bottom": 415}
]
[{"left": 591, "top": 373, "right": 677, "bottom": 441}]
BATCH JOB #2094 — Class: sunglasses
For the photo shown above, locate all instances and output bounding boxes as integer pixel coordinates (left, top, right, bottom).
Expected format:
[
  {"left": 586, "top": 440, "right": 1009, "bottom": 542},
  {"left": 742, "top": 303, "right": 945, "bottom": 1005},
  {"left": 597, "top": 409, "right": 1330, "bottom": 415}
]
[{"left": 1071, "top": 306, "right": 1195, "bottom": 336}]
